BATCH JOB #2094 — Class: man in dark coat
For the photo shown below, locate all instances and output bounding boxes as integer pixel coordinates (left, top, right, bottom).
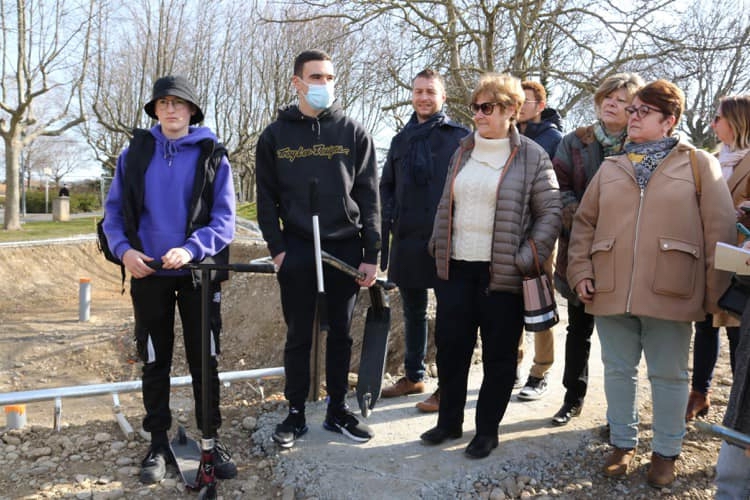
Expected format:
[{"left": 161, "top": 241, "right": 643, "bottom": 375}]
[{"left": 379, "top": 69, "right": 469, "bottom": 412}]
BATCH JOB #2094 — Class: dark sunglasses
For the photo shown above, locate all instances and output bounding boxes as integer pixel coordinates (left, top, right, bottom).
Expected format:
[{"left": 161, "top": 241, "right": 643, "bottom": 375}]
[
  {"left": 624, "top": 104, "right": 663, "bottom": 119},
  {"left": 469, "top": 102, "right": 503, "bottom": 115}
]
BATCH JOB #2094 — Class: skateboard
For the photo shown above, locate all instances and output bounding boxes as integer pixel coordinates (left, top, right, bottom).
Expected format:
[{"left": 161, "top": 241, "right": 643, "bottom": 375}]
[
  {"left": 170, "top": 426, "right": 201, "bottom": 489},
  {"left": 320, "top": 250, "right": 395, "bottom": 417}
]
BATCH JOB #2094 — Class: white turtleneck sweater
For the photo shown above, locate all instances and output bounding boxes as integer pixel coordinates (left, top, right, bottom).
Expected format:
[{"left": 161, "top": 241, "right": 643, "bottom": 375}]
[{"left": 452, "top": 131, "right": 511, "bottom": 261}]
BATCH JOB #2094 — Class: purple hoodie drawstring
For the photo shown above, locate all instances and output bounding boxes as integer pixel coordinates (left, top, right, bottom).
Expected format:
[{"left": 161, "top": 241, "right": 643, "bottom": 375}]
[{"left": 164, "top": 139, "right": 178, "bottom": 167}]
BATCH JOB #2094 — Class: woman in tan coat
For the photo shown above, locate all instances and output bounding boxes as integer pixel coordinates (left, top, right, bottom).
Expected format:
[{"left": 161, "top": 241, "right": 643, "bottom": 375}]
[
  {"left": 567, "top": 80, "right": 736, "bottom": 488},
  {"left": 421, "top": 73, "right": 560, "bottom": 459},
  {"left": 688, "top": 95, "right": 750, "bottom": 421}
]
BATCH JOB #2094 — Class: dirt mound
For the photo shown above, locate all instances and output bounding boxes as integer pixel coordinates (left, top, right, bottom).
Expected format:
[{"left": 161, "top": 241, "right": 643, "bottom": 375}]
[{"left": 0, "top": 239, "right": 413, "bottom": 402}]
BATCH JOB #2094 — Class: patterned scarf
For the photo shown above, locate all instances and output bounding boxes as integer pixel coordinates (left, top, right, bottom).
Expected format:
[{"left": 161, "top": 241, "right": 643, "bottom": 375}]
[
  {"left": 624, "top": 136, "right": 679, "bottom": 190},
  {"left": 593, "top": 120, "right": 627, "bottom": 156}
]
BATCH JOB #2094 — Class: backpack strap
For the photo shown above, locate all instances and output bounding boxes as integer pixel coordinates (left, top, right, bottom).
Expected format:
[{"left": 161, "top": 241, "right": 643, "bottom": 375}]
[
  {"left": 690, "top": 149, "right": 701, "bottom": 198},
  {"left": 188, "top": 139, "right": 230, "bottom": 284}
]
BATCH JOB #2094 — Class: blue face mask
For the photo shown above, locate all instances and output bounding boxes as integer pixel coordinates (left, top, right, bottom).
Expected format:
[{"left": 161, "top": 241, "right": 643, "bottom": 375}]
[{"left": 302, "top": 81, "right": 335, "bottom": 110}]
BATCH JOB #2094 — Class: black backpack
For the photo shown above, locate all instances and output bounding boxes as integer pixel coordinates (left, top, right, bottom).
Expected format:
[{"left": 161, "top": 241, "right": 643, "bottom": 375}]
[{"left": 98, "top": 130, "right": 228, "bottom": 292}]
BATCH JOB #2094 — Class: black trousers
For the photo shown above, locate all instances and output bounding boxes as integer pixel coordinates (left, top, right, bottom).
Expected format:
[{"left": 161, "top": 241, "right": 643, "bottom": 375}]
[
  {"left": 277, "top": 233, "right": 361, "bottom": 411},
  {"left": 131, "top": 275, "right": 222, "bottom": 436},
  {"left": 434, "top": 260, "right": 523, "bottom": 436},
  {"left": 561, "top": 299, "right": 595, "bottom": 406}
]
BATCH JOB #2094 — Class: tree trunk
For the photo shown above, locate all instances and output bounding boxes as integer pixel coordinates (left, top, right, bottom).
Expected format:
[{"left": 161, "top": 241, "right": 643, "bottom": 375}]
[{"left": 3, "top": 135, "right": 22, "bottom": 230}]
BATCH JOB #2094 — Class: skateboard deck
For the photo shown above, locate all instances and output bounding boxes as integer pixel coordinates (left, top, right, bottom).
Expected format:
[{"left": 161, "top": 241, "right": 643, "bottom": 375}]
[
  {"left": 356, "top": 286, "right": 391, "bottom": 417},
  {"left": 170, "top": 426, "right": 201, "bottom": 489}
]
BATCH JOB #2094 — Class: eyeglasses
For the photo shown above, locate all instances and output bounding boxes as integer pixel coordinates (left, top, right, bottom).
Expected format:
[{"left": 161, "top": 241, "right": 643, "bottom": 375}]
[
  {"left": 470, "top": 102, "right": 503, "bottom": 115},
  {"left": 624, "top": 104, "right": 663, "bottom": 119},
  {"left": 156, "top": 98, "right": 189, "bottom": 110}
]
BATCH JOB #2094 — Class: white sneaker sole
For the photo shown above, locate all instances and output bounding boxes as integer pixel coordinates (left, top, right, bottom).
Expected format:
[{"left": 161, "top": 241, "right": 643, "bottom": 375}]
[
  {"left": 323, "top": 422, "right": 373, "bottom": 442},
  {"left": 517, "top": 389, "right": 548, "bottom": 401}
]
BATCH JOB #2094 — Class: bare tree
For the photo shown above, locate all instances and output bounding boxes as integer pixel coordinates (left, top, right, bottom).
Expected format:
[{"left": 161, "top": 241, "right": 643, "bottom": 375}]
[
  {"left": 27, "top": 137, "right": 88, "bottom": 186},
  {"left": 664, "top": 1, "right": 750, "bottom": 149},
  {"left": 82, "top": 0, "right": 191, "bottom": 177},
  {"left": 267, "top": 0, "right": 694, "bottom": 127},
  {"left": 0, "top": 0, "right": 94, "bottom": 230}
]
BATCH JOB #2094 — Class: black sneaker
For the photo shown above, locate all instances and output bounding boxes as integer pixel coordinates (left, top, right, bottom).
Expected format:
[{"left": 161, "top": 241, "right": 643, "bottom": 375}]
[
  {"left": 139, "top": 444, "right": 171, "bottom": 484},
  {"left": 272, "top": 414, "right": 309, "bottom": 449},
  {"left": 212, "top": 439, "right": 237, "bottom": 479},
  {"left": 323, "top": 407, "right": 374, "bottom": 442},
  {"left": 517, "top": 375, "right": 548, "bottom": 401}
]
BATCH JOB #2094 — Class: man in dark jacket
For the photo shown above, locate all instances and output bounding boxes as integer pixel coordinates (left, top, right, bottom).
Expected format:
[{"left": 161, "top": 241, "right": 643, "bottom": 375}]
[
  {"left": 515, "top": 80, "right": 563, "bottom": 401},
  {"left": 379, "top": 69, "right": 469, "bottom": 413},
  {"left": 256, "top": 50, "right": 380, "bottom": 449}
]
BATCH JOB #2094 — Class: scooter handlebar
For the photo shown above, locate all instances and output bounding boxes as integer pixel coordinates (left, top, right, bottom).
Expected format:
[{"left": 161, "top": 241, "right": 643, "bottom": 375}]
[{"left": 145, "top": 258, "right": 276, "bottom": 274}]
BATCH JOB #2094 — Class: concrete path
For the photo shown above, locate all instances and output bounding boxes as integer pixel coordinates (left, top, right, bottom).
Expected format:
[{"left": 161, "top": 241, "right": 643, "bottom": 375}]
[{"left": 262, "top": 301, "right": 616, "bottom": 499}]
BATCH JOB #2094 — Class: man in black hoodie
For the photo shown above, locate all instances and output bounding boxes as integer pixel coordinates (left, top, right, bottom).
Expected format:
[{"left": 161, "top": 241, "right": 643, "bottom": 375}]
[
  {"left": 515, "top": 80, "right": 563, "bottom": 402},
  {"left": 256, "top": 49, "right": 380, "bottom": 449}
]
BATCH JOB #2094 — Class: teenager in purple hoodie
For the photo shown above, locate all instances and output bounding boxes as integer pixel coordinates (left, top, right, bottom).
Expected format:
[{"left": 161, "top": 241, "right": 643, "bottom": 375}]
[{"left": 103, "top": 75, "right": 236, "bottom": 484}]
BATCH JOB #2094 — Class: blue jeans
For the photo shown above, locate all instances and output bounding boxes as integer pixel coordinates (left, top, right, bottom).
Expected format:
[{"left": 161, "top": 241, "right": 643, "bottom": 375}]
[
  {"left": 716, "top": 442, "right": 750, "bottom": 500},
  {"left": 400, "top": 287, "right": 429, "bottom": 382},
  {"left": 596, "top": 314, "right": 690, "bottom": 457}
]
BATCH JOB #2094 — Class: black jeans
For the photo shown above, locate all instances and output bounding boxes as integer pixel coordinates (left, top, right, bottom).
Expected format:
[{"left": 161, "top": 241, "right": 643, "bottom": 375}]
[
  {"left": 131, "top": 274, "right": 222, "bottom": 436},
  {"left": 434, "top": 260, "right": 523, "bottom": 436},
  {"left": 277, "top": 233, "right": 361, "bottom": 411},
  {"left": 692, "top": 314, "right": 740, "bottom": 393},
  {"left": 561, "top": 299, "right": 595, "bottom": 406}
]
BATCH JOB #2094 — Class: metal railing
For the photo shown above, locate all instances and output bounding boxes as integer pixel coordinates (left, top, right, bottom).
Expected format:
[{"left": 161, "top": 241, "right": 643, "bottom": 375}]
[{"left": 0, "top": 367, "right": 284, "bottom": 438}]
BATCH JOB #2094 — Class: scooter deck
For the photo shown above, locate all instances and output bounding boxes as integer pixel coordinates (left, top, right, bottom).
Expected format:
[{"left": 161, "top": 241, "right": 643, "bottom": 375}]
[{"left": 169, "top": 426, "right": 201, "bottom": 489}]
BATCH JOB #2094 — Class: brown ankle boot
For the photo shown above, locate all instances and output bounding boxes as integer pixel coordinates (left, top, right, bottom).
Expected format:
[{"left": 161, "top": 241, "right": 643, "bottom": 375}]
[
  {"left": 685, "top": 390, "right": 710, "bottom": 422},
  {"left": 602, "top": 447, "right": 635, "bottom": 478},
  {"left": 380, "top": 377, "right": 425, "bottom": 398},
  {"left": 647, "top": 452, "right": 676, "bottom": 488},
  {"left": 415, "top": 388, "right": 440, "bottom": 413}
]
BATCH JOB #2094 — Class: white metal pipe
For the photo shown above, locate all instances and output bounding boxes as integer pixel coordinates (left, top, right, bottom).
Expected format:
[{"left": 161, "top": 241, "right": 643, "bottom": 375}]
[
  {"left": 0, "top": 367, "right": 285, "bottom": 406},
  {"left": 112, "top": 393, "right": 134, "bottom": 440}
]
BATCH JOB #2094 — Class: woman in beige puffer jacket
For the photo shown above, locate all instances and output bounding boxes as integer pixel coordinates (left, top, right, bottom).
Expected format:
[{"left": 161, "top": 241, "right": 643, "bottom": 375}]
[{"left": 420, "top": 73, "right": 561, "bottom": 459}]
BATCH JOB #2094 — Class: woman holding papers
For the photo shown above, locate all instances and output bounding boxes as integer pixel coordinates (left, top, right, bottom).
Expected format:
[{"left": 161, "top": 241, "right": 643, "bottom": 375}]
[
  {"left": 688, "top": 95, "right": 750, "bottom": 423},
  {"left": 567, "top": 80, "right": 736, "bottom": 488}
]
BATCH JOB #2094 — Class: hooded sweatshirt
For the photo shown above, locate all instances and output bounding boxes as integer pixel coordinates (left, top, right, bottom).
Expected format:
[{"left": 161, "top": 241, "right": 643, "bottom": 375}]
[
  {"left": 255, "top": 104, "right": 380, "bottom": 263},
  {"left": 523, "top": 108, "right": 563, "bottom": 160},
  {"left": 103, "top": 125, "right": 236, "bottom": 276}
]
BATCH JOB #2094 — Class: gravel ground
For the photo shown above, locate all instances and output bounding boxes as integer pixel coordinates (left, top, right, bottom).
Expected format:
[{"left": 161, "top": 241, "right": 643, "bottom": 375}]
[{"left": 0, "top": 237, "right": 733, "bottom": 499}]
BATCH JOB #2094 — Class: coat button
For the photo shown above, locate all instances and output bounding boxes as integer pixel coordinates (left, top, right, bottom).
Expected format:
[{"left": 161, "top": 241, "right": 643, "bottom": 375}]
[{"left": 662, "top": 243, "right": 669, "bottom": 249}]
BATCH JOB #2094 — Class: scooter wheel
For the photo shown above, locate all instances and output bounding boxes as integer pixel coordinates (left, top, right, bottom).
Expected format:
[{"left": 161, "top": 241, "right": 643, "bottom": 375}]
[
  {"left": 362, "top": 393, "right": 372, "bottom": 418},
  {"left": 177, "top": 426, "right": 188, "bottom": 445},
  {"left": 198, "top": 483, "right": 217, "bottom": 500}
]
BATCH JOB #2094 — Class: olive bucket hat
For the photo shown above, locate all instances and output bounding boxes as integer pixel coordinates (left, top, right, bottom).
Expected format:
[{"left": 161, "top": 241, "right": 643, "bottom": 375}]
[{"left": 144, "top": 75, "right": 205, "bottom": 125}]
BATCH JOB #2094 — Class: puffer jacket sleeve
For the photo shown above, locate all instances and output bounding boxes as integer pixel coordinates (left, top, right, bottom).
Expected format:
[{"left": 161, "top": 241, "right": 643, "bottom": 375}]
[
  {"left": 429, "top": 144, "right": 464, "bottom": 277},
  {"left": 516, "top": 152, "right": 562, "bottom": 275}
]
